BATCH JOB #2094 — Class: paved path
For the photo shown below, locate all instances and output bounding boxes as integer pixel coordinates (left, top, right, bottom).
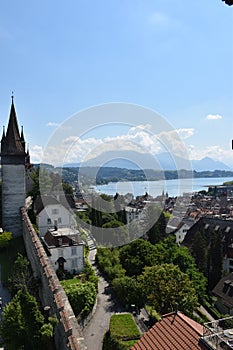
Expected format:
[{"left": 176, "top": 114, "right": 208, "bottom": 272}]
[{"left": 83, "top": 235, "right": 125, "bottom": 350}]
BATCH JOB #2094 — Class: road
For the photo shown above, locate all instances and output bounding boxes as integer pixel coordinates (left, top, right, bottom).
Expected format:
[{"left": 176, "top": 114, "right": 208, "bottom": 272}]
[{"left": 83, "top": 235, "right": 125, "bottom": 350}]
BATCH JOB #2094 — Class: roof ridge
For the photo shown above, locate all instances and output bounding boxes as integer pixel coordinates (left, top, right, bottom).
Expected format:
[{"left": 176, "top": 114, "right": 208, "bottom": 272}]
[{"left": 177, "top": 311, "right": 203, "bottom": 335}]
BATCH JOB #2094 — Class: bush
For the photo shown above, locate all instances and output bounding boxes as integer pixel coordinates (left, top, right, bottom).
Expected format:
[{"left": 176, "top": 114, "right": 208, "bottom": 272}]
[{"left": 61, "top": 280, "right": 97, "bottom": 319}]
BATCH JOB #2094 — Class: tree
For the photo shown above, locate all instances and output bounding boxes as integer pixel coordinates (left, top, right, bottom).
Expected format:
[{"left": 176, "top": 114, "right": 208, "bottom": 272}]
[
  {"left": 139, "top": 264, "right": 199, "bottom": 314},
  {"left": 112, "top": 276, "right": 143, "bottom": 309},
  {"left": 119, "top": 239, "right": 159, "bottom": 276},
  {"left": 208, "top": 230, "right": 223, "bottom": 289},
  {"left": 0, "top": 290, "right": 52, "bottom": 350},
  {"left": 0, "top": 231, "right": 12, "bottom": 249},
  {"left": 0, "top": 292, "right": 25, "bottom": 349},
  {"left": 96, "top": 247, "right": 125, "bottom": 281},
  {"left": 114, "top": 193, "right": 127, "bottom": 224},
  {"left": 19, "top": 290, "right": 45, "bottom": 348},
  {"left": 8, "top": 253, "right": 31, "bottom": 295},
  {"left": 146, "top": 207, "right": 168, "bottom": 244},
  {"left": 190, "top": 230, "right": 208, "bottom": 274},
  {"left": 61, "top": 281, "right": 97, "bottom": 319}
]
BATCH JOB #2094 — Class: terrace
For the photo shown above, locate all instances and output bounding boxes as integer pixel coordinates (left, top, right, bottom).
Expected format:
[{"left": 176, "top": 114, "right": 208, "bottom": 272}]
[{"left": 201, "top": 316, "right": 233, "bottom": 349}]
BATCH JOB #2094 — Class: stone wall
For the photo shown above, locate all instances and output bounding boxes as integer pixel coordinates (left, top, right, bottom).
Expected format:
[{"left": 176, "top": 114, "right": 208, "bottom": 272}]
[
  {"left": 21, "top": 207, "right": 86, "bottom": 350},
  {"left": 2, "top": 164, "right": 25, "bottom": 236}
]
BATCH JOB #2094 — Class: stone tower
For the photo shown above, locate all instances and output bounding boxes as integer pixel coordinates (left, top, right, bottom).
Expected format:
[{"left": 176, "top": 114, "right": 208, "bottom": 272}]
[{"left": 1, "top": 97, "right": 27, "bottom": 237}]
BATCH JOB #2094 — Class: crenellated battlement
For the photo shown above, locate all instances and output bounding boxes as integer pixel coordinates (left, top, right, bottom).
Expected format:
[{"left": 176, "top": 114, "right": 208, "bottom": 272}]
[{"left": 21, "top": 207, "right": 86, "bottom": 350}]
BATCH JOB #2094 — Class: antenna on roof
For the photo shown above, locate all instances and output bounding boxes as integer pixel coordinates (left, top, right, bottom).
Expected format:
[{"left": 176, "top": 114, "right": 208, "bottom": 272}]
[{"left": 11, "top": 91, "right": 14, "bottom": 103}]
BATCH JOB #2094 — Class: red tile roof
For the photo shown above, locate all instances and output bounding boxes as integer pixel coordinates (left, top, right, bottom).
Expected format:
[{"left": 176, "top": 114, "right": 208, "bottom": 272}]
[{"left": 131, "top": 311, "right": 207, "bottom": 350}]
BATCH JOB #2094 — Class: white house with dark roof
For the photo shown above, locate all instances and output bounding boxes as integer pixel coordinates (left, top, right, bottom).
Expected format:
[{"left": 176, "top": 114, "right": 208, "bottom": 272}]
[
  {"left": 34, "top": 193, "right": 76, "bottom": 236},
  {"left": 42, "top": 227, "right": 84, "bottom": 273}
]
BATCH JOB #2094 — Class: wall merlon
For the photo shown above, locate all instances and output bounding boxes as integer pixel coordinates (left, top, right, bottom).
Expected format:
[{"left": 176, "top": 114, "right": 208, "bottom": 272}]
[
  {"left": 68, "top": 336, "right": 83, "bottom": 350},
  {"left": 49, "top": 277, "right": 60, "bottom": 293},
  {"left": 54, "top": 292, "right": 65, "bottom": 311},
  {"left": 40, "top": 255, "right": 49, "bottom": 267},
  {"left": 44, "top": 265, "right": 54, "bottom": 279}
]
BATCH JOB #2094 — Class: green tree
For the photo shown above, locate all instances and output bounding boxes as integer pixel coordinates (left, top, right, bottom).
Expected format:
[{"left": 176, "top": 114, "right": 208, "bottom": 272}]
[
  {"left": 8, "top": 253, "right": 31, "bottom": 295},
  {"left": 119, "top": 239, "right": 158, "bottom": 276},
  {"left": 208, "top": 230, "right": 223, "bottom": 289},
  {"left": 19, "top": 290, "right": 45, "bottom": 348},
  {"left": 0, "top": 231, "right": 12, "bottom": 249},
  {"left": 96, "top": 247, "right": 125, "bottom": 281},
  {"left": 146, "top": 206, "right": 168, "bottom": 244},
  {"left": 112, "top": 276, "right": 143, "bottom": 309},
  {"left": 191, "top": 230, "right": 208, "bottom": 274},
  {"left": 140, "top": 264, "right": 199, "bottom": 314},
  {"left": 0, "top": 290, "right": 52, "bottom": 350},
  {"left": 0, "top": 293, "right": 25, "bottom": 349},
  {"left": 62, "top": 281, "right": 97, "bottom": 319},
  {"left": 114, "top": 193, "right": 127, "bottom": 224}
]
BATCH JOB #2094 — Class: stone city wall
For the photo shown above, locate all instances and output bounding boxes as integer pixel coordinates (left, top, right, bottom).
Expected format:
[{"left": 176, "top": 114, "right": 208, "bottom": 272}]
[{"left": 21, "top": 207, "right": 86, "bottom": 350}]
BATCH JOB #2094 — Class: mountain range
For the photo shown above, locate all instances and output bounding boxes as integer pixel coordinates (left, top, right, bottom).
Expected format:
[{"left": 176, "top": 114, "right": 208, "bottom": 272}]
[{"left": 64, "top": 151, "right": 232, "bottom": 172}]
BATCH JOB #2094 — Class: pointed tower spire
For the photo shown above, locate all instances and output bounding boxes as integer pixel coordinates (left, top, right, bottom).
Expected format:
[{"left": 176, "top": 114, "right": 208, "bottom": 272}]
[
  {"left": 1, "top": 96, "right": 26, "bottom": 155},
  {"left": 20, "top": 126, "right": 26, "bottom": 151},
  {"left": 1, "top": 97, "right": 27, "bottom": 237},
  {"left": 2, "top": 126, "right": 6, "bottom": 138}
]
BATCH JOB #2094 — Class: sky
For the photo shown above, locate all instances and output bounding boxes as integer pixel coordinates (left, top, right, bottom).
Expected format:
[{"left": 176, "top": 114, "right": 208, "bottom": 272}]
[{"left": 0, "top": 0, "right": 233, "bottom": 168}]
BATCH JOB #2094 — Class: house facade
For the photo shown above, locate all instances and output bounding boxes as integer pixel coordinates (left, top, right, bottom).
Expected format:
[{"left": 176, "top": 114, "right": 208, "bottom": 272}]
[
  {"left": 43, "top": 228, "right": 84, "bottom": 273},
  {"left": 34, "top": 194, "right": 76, "bottom": 236},
  {"left": 212, "top": 272, "right": 233, "bottom": 316}
]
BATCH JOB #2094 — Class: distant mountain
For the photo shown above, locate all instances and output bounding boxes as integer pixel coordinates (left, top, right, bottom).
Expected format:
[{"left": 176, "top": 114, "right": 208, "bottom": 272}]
[
  {"left": 84, "top": 150, "right": 159, "bottom": 170},
  {"left": 192, "top": 157, "right": 231, "bottom": 171},
  {"left": 79, "top": 151, "right": 231, "bottom": 172}
]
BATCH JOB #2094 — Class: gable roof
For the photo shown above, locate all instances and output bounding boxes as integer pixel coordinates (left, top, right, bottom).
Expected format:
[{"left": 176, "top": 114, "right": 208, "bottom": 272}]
[
  {"left": 183, "top": 217, "right": 233, "bottom": 252},
  {"left": 34, "top": 194, "right": 76, "bottom": 214},
  {"left": 131, "top": 311, "right": 207, "bottom": 350},
  {"left": 212, "top": 272, "right": 233, "bottom": 309},
  {"left": 43, "top": 228, "right": 83, "bottom": 248}
]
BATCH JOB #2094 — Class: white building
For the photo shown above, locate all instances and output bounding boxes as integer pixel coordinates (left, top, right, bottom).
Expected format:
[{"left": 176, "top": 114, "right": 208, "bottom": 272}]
[
  {"left": 125, "top": 207, "right": 143, "bottom": 224},
  {"left": 42, "top": 227, "right": 84, "bottom": 273},
  {"left": 34, "top": 194, "right": 76, "bottom": 236},
  {"left": 173, "top": 218, "right": 195, "bottom": 245}
]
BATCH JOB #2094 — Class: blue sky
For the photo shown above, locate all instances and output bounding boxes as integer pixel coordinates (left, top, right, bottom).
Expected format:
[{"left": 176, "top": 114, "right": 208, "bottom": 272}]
[{"left": 0, "top": 1, "right": 233, "bottom": 167}]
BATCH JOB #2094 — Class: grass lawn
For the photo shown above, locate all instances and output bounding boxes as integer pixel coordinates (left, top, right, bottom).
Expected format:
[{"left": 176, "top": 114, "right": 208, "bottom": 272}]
[
  {"left": 110, "top": 313, "right": 140, "bottom": 339},
  {"left": 121, "top": 339, "right": 138, "bottom": 347},
  {"left": 0, "top": 236, "right": 26, "bottom": 284}
]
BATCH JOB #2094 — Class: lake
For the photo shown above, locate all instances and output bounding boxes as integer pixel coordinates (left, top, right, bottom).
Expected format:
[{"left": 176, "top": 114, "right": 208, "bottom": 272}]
[{"left": 94, "top": 177, "right": 233, "bottom": 198}]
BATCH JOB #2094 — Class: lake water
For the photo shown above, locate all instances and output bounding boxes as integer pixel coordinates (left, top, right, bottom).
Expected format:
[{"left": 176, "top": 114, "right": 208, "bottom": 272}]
[{"left": 94, "top": 177, "right": 233, "bottom": 198}]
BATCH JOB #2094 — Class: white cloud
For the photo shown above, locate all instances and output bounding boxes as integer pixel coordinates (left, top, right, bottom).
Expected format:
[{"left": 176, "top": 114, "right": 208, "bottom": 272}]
[
  {"left": 157, "top": 128, "right": 194, "bottom": 158},
  {"left": 177, "top": 128, "right": 195, "bottom": 139},
  {"left": 38, "top": 125, "right": 196, "bottom": 166},
  {"left": 206, "top": 114, "right": 223, "bottom": 120},
  {"left": 46, "top": 121, "right": 60, "bottom": 127},
  {"left": 30, "top": 145, "right": 43, "bottom": 163},
  {"left": 188, "top": 145, "right": 233, "bottom": 168}
]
